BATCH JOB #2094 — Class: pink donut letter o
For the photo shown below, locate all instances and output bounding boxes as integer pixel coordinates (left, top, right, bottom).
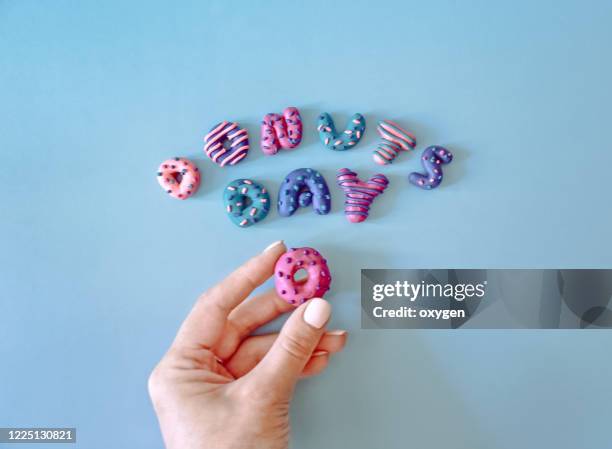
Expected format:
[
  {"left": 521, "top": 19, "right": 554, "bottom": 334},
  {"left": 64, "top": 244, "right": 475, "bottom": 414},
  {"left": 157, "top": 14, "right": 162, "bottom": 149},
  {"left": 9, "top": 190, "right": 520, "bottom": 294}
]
[
  {"left": 157, "top": 157, "right": 201, "bottom": 200},
  {"left": 274, "top": 247, "right": 332, "bottom": 306}
]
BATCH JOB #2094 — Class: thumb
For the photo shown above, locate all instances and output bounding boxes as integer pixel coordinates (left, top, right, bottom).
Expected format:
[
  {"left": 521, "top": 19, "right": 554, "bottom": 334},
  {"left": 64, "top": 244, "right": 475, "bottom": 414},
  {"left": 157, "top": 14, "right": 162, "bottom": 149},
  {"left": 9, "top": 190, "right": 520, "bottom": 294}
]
[{"left": 245, "top": 298, "right": 331, "bottom": 398}]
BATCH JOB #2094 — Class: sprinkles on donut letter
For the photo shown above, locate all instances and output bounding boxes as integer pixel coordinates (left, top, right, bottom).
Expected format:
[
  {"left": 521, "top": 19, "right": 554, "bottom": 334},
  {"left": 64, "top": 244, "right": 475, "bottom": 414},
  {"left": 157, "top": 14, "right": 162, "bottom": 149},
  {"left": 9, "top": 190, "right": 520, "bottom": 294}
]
[
  {"left": 223, "top": 179, "right": 270, "bottom": 227},
  {"left": 261, "top": 107, "right": 303, "bottom": 155},
  {"left": 317, "top": 112, "right": 366, "bottom": 151},
  {"left": 156, "top": 157, "right": 201, "bottom": 200},
  {"left": 336, "top": 168, "right": 389, "bottom": 223},
  {"left": 204, "top": 121, "right": 250, "bottom": 167},
  {"left": 274, "top": 247, "right": 332, "bottom": 305},
  {"left": 373, "top": 120, "right": 417, "bottom": 165},
  {"left": 277, "top": 168, "right": 331, "bottom": 217},
  {"left": 409, "top": 146, "right": 453, "bottom": 190}
]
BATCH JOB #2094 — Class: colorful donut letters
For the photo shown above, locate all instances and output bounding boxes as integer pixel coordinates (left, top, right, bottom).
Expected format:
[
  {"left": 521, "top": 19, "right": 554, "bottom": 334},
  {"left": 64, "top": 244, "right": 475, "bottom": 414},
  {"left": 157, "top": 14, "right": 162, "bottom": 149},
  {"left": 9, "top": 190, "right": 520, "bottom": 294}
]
[
  {"left": 373, "top": 120, "right": 417, "bottom": 165},
  {"left": 277, "top": 168, "right": 331, "bottom": 217},
  {"left": 223, "top": 179, "right": 270, "bottom": 227},
  {"left": 204, "top": 121, "right": 250, "bottom": 167},
  {"left": 157, "top": 157, "right": 201, "bottom": 200},
  {"left": 260, "top": 107, "right": 303, "bottom": 155},
  {"left": 336, "top": 168, "right": 389, "bottom": 223},
  {"left": 274, "top": 247, "right": 332, "bottom": 305},
  {"left": 409, "top": 145, "right": 453, "bottom": 189},
  {"left": 317, "top": 112, "right": 366, "bottom": 151},
  {"left": 161, "top": 109, "right": 459, "bottom": 227}
]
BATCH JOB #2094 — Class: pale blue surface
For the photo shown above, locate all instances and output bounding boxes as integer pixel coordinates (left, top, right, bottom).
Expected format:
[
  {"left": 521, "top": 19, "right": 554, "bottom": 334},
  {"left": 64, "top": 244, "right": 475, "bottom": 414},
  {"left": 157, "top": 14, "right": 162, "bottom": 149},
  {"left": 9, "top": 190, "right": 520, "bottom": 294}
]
[{"left": 2, "top": 1, "right": 612, "bottom": 448}]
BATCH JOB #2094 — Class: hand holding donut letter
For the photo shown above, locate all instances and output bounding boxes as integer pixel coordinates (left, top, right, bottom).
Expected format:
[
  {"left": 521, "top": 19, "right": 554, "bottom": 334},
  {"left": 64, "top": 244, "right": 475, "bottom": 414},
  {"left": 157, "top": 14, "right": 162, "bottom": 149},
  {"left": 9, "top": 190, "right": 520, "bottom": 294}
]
[{"left": 148, "top": 241, "right": 347, "bottom": 449}]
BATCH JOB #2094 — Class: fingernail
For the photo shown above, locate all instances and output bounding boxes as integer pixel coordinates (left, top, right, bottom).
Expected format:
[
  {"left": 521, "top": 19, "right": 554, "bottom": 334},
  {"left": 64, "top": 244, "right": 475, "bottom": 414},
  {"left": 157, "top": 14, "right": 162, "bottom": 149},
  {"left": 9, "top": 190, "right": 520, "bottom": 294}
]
[
  {"left": 303, "top": 298, "right": 331, "bottom": 329},
  {"left": 312, "top": 350, "right": 328, "bottom": 357},
  {"left": 263, "top": 240, "right": 284, "bottom": 253},
  {"left": 326, "top": 330, "right": 347, "bottom": 336}
]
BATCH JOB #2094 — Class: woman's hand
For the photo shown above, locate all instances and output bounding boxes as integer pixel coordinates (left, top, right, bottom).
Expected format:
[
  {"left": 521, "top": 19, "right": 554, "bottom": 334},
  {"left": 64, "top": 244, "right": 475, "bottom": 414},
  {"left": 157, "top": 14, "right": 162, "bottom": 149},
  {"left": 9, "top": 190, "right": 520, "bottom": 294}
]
[{"left": 148, "top": 241, "right": 348, "bottom": 449}]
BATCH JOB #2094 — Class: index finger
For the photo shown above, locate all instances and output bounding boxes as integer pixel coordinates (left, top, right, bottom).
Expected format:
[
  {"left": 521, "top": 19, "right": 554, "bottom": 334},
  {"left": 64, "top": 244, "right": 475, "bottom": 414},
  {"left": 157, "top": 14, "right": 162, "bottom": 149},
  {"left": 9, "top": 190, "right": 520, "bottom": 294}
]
[{"left": 174, "top": 240, "right": 287, "bottom": 348}]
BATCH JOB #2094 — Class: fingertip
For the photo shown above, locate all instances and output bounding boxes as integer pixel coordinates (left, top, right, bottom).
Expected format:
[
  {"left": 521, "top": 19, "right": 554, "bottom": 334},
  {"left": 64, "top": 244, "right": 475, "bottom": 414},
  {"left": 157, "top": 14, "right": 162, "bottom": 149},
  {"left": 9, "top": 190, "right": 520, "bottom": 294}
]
[
  {"left": 263, "top": 240, "right": 286, "bottom": 254},
  {"left": 258, "top": 240, "right": 287, "bottom": 269},
  {"left": 303, "top": 298, "right": 331, "bottom": 329},
  {"left": 320, "top": 331, "right": 347, "bottom": 353},
  {"left": 328, "top": 330, "right": 348, "bottom": 348}
]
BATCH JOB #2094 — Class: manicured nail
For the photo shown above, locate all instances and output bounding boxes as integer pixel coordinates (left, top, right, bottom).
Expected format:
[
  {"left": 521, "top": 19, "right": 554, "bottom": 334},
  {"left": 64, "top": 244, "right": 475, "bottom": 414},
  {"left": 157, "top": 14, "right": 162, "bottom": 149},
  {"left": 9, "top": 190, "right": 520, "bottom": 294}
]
[
  {"left": 312, "top": 350, "right": 328, "bottom": 357},
  {"left": 326, "top": 330, "right": 347, "bottom": 336},
  {"left": 303, "top": 298, "right": 331, "bottom": 329},
  {"left": 263, "top": 240, "right": 284, "bottom": 253}
]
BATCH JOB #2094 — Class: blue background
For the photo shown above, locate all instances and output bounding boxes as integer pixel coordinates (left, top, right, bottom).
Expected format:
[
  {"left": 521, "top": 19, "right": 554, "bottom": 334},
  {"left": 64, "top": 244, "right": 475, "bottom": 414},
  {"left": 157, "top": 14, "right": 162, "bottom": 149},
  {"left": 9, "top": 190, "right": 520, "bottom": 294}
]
[{"left": 2, "top": 1, "right": 612, "bottom": 448}]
